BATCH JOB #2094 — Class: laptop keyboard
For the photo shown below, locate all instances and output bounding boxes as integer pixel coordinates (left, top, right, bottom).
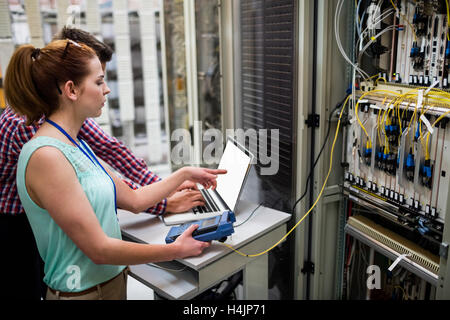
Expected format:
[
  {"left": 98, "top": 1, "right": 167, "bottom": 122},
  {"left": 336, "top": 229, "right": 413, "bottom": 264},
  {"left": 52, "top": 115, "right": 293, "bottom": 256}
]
[{"left": 193, "top": 189, "right": 220, "bottom": 214}]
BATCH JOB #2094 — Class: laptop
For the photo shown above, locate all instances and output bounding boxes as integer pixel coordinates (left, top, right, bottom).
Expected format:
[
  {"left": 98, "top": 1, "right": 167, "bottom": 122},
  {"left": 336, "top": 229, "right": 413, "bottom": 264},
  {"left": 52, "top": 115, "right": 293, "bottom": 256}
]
[{"left": 162, "top": 136, "right": 255, "bottom": 225}]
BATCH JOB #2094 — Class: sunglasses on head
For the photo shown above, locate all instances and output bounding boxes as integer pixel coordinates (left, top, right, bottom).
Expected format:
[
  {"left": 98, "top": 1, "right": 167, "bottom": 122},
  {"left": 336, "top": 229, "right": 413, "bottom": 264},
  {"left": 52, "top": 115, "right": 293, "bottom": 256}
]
[{"left": 55, "top": 40, "right": 82, "bottom": 95}]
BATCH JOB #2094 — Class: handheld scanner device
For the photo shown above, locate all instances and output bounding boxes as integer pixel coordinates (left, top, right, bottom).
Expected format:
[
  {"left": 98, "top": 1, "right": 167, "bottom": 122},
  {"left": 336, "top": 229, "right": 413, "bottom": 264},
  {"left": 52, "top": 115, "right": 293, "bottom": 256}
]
[{"left": 165, "top": 211, "right": 236, "bottom": 244}]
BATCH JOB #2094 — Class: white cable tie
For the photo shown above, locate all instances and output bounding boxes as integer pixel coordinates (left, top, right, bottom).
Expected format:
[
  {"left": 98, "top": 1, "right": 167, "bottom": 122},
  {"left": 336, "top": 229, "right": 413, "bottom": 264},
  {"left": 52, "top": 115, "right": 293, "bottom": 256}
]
[
  {"left": 424, "top": 80, "right": 440, "bottom": 96},
  {"left": 388, "top": 253, "right": 412, "bottom": 272},
  {"left": 420, "top": 114, "right": 434, "bottom": 134},
  {"left": 417, "top": 90, "right": 424, "bottom": 110}
]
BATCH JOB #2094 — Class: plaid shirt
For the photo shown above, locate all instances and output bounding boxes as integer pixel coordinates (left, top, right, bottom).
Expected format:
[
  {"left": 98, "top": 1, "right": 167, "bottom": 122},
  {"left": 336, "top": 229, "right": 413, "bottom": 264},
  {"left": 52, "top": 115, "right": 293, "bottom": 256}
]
[{"left": 0, "top": 107, "right": 167, "bottom": 216}]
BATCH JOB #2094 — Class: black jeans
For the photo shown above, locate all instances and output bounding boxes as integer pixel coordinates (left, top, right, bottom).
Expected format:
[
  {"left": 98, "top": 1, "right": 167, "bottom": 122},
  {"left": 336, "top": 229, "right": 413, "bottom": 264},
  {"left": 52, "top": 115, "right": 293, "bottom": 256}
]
[{"left": 0, "top": 214, "right": 46, "bottom": 299}]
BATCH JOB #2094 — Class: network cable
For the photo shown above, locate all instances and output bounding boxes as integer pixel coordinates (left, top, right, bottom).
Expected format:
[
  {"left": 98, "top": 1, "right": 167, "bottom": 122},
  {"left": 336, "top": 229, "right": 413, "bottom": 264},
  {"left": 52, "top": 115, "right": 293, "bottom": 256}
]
[
  {"left": 389, "top": 0, "right": 417, "bottom": 41},
  {"left": 222, "top": 95, "right": 351, "bottom": 258},
  {"left": 290, "top": 95, "right": 350, "bottom": 218},
  {"left": 243, "top": 95, "right": 351, "bottom": 227},
  {"left": 234, "top": 202, "right": 263, "bottom": 228}
]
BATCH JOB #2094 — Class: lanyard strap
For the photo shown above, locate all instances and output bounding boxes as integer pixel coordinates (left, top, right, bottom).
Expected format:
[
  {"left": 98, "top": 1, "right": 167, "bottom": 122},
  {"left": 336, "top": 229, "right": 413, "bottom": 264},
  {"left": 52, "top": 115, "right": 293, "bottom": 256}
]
[
  {"left": 79, "top": 139, "right": 117, "bottom": 216},
  {"left": 46, "top": 119, "right": 117, "bottom": 215}
]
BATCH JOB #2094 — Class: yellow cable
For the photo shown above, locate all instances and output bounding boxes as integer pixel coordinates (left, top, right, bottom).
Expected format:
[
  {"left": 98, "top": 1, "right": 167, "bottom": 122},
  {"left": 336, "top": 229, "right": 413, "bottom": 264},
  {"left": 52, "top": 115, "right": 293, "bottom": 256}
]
[
  {"left": 359, "top": 90, "right": 402, "bottom": 153},
  {"left": 390, "top": 0, "right": 417, "bottom": 42},
  {"left": 363, "top": 73, "right": 380, "bottom": 82},
  {"left": 223, "top": 88, "right": 450, "bottom": 257},
  {"left": 410, "top": 110, "right": 418, "bottom": 154},
  {"left": 418, "top": 104, "right": 431, "bottom": 159},
  {"left": 401, "top": 102, "right": 408, "bottom": 127},
  {"left": 375, "top": 77, "right": 387, "bottom": 85},
  {"left": 419, "top": 119, "right": 428, "bottom": 157},
  {"left": 406, "top": 97, "right": 418, "bottom": 137},
  {"left": 377, "top": 108, "right": 382, "bottom": 145},
  {"left": 223, "top": 95, "right": 351, "bottom": 258},
  {"left": 432, "top": 109, "right": 450, "bottom": 128},
  {"left": 384, "top": 133, "right": 390, "bottom": 154},
  {"left": 356, "top": 99, "right": 372, "bottom": 148},
  {"left": 367, "top": 87, "right": 450, "bottom": 158},
  {"left": 355, "top": 89, "right": 401, "bottom": 149},
  {"left": 425, "top": 132, "right": 430, "bottom": 160},
  {"left": 394, "top": 285, "right": 408, "bottom": 300},
  {"left": 377, "top": 97, "right": 388, "bottom": 146}
]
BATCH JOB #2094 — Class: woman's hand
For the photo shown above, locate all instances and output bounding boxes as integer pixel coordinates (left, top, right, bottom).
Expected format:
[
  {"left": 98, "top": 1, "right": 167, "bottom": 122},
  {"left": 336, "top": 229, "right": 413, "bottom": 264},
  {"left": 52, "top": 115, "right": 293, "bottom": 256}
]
[
  {"left": 182, "top": 167, "right": 227, "bottom": 190},
  {"left": 173, "top": 225, "right": 211, "bottom": 258}
]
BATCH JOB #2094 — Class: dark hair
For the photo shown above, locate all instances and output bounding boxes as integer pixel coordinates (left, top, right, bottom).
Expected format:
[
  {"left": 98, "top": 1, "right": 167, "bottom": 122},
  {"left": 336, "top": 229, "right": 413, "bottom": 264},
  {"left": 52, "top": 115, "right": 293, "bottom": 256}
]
[
  {"left": 53, "top": 26, "right": 113, "bottom": 64},
  {"left": 4, "top": 40, "right": 97, "bottom": 125}
]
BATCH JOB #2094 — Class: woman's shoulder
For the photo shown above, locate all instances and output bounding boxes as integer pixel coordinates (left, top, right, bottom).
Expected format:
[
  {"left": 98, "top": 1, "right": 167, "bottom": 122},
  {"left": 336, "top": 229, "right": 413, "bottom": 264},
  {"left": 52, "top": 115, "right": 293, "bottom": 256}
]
[
  {"left": 21, "top": 138, "right": 78, "bottom": 180},
  {"left": 25, "top": 135, "right": 76, "bottom": 150},
  {"left": 20, "top": 136, "right": 76, "bottom": 164}
]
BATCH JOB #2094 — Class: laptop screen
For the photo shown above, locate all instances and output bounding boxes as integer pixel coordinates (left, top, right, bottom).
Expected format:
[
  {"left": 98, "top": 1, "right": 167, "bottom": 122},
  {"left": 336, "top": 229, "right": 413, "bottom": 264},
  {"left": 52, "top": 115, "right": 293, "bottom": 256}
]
[{"left": 215, "top": 139, "right": 253, "bottom": 211}]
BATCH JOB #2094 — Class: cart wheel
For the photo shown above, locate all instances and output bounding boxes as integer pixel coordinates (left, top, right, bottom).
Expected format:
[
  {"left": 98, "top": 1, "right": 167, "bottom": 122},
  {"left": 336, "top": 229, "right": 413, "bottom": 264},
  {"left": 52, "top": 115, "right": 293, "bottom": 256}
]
[{"left": 219, "top": 237, "right": 227, "bottom": 243}]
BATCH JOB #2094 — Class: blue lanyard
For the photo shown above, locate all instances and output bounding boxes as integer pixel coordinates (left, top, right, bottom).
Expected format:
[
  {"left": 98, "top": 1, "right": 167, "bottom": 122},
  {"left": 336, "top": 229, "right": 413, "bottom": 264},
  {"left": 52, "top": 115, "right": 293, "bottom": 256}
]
[{"left": 46, "top": 119, "right": 117, "bottom": 216}]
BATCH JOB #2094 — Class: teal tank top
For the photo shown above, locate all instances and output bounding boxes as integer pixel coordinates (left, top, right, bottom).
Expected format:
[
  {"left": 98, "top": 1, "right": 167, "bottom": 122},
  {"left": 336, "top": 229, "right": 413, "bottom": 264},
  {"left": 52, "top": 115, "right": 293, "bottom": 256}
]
[{"left": 16, "top": 136, "right": 125, "bottom": 292}]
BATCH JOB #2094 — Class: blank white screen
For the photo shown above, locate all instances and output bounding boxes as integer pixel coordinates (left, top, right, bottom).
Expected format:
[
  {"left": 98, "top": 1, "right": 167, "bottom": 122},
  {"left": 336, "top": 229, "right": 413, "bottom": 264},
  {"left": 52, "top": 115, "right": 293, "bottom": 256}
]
[{"left": 215, "top": 140, "right": 251, "bottom": 211}]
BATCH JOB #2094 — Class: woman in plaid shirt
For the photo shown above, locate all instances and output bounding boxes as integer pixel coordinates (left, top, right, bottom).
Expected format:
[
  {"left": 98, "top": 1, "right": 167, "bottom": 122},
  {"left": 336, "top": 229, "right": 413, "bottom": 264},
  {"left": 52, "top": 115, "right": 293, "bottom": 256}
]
[{"left": 0, "top": 27, "right": 206, "bottom": 299}]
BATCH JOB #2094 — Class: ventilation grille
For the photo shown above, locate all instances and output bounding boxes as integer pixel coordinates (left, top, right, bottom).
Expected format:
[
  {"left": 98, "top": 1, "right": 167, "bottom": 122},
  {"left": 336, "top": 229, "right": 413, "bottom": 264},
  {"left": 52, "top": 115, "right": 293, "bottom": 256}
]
[
  {"left": 348, "top": 216, "right": 440, "bottom": 275},
  {"left": 239, "top": 0, "right": 296, "bottom": 203}
]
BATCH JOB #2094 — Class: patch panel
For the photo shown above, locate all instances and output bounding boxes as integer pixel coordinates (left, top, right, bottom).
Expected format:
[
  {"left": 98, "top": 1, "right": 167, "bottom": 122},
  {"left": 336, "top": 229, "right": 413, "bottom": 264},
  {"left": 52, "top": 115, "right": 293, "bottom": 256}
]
[
  {"left": 342, "top": 85, "right": 450, "bottom": 252},
  {"left": 337, "top": 0, "right": 450, "bottom": 298}
]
